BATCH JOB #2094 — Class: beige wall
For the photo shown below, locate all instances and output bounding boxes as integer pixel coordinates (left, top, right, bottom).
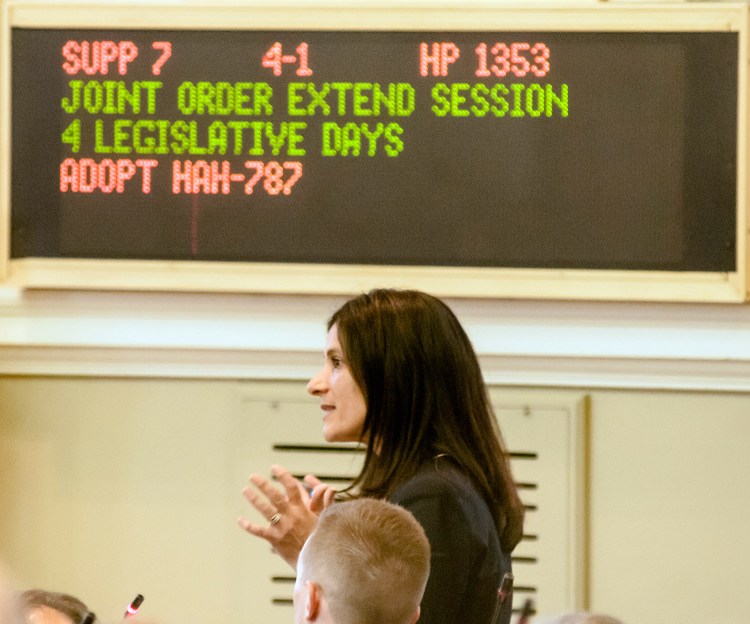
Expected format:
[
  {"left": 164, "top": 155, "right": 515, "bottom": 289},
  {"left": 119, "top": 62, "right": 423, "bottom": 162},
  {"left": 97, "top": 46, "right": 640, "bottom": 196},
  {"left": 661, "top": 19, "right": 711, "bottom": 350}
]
[
  {"left": 533, "top": 388, "right": 750, "bottom": 624},
  {"left": 0, "top": 377, "right": 248, "bottom": 624},
  {"left": 1, "top": 376, "right": 748, "bottom": 624}
]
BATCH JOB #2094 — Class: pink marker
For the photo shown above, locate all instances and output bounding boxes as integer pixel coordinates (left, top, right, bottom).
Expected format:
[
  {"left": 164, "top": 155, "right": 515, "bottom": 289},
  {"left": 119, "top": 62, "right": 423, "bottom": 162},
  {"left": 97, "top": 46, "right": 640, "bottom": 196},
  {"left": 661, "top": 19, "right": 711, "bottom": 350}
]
[{"left": 123, "top": 594, "right": 144, "bottom": 619}]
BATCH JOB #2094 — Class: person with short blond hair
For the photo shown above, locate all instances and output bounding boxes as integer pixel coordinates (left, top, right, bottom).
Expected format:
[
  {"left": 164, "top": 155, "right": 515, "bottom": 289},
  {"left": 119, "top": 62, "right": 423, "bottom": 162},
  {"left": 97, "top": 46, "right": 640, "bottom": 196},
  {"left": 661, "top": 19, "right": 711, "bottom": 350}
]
[
  {"left": 294, "top": 498, "right": 430, "bottom": 624},
  {"left": 18, "top": 590, "right": 92, "bottom": 624}
]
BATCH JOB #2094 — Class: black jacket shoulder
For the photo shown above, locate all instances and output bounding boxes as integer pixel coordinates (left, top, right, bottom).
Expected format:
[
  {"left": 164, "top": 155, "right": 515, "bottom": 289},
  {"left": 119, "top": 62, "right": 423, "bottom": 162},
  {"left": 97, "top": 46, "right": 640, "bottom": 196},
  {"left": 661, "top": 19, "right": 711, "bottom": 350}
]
[{"left": 388, "top": 459, "right": 512, "bottom": 624}]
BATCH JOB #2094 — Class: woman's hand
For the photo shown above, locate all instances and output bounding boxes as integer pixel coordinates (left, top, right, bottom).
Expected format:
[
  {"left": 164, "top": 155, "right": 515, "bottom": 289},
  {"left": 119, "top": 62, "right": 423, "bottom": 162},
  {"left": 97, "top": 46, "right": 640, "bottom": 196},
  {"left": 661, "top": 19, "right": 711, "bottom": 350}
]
[
  {"left": 303, "top": 474, "right": 337, "bottom": 514},
  {"left": 237, "top": 464, "right": 321, "bottom": 570}
]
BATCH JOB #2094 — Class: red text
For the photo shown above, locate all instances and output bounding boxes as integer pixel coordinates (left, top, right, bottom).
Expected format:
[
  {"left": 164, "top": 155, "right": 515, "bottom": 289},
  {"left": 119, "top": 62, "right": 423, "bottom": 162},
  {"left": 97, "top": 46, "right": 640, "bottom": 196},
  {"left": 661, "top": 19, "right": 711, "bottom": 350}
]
[{"left": 60, "top": 158, "right": 158, "bottom": 193}]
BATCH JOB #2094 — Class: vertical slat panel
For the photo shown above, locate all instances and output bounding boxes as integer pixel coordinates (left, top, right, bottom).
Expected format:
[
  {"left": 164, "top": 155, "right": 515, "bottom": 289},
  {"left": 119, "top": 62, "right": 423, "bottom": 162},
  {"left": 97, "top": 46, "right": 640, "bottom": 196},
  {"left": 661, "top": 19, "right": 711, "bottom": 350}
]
[{"left": 491, "top": 389, "right": 589, "bottom": 616}]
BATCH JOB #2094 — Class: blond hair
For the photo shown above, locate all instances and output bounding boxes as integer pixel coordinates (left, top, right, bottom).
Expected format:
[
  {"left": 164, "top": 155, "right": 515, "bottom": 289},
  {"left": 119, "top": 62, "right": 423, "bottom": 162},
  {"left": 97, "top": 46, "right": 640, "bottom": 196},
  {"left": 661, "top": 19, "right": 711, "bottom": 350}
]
[
  {"left": 19, "top": 590, "right": 91, "bottom": 624},
  {"left": 301, "top": 499, "right": 430, "bottom": 624}
]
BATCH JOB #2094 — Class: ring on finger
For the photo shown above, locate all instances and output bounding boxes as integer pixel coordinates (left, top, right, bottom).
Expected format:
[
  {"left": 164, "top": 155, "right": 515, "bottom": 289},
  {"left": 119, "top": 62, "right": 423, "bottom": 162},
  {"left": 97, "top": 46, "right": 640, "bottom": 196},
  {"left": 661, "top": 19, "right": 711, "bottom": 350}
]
[{"left": 270, "top": 512, "right": 282, "bottom": 526}]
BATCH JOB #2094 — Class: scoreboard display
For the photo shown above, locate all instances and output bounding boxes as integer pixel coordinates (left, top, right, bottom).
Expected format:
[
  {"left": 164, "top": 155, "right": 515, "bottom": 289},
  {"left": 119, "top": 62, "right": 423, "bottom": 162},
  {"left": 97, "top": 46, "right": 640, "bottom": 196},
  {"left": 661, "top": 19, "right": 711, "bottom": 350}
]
[{"left": 2, "top": 2, "right": 748, "bottom": 301}]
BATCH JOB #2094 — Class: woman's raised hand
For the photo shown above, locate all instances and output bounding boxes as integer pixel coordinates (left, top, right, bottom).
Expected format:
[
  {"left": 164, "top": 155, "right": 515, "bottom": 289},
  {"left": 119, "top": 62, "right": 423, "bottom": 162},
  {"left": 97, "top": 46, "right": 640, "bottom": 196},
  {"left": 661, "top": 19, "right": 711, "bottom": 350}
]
[{"left": 238, "top": 464, "right": 320, "bottom": 569}]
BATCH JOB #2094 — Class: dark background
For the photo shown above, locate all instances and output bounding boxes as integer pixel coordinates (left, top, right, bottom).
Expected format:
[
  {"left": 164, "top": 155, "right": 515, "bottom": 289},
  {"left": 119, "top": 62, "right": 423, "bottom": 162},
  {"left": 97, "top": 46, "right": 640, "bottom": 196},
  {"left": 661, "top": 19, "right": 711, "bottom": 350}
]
[{"left": 11, "top": 29, "right": 738, "bottom": 271}]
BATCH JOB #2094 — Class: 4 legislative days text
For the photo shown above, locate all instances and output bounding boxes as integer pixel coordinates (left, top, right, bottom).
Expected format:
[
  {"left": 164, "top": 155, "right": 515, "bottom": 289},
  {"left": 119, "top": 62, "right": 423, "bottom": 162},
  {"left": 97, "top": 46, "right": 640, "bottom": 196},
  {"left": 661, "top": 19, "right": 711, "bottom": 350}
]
[{"left": 60, "top": 81, "right": 568, "bottom": 160}]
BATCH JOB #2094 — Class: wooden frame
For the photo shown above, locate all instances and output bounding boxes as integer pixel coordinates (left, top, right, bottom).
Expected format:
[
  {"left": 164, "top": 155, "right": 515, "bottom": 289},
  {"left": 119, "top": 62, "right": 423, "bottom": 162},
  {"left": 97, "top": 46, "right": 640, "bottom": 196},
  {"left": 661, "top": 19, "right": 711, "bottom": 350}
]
[{"left": 1, "top": 1, "right": 748, "bottom": 302}]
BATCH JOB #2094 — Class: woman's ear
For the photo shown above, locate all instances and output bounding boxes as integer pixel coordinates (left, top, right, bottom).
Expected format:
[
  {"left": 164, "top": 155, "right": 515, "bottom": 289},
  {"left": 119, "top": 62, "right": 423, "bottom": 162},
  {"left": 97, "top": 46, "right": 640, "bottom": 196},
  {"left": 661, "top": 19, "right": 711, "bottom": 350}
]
[{"left": 305, "top": 580, "right": 321, "bottom": 621}]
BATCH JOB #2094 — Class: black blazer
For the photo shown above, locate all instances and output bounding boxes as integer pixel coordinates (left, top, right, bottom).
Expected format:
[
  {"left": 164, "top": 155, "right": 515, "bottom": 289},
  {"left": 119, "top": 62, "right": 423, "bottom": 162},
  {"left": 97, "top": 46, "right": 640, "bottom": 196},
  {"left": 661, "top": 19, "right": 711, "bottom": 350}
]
[{"left": 390, "top": 459, "right": 513, "bottom": 624}]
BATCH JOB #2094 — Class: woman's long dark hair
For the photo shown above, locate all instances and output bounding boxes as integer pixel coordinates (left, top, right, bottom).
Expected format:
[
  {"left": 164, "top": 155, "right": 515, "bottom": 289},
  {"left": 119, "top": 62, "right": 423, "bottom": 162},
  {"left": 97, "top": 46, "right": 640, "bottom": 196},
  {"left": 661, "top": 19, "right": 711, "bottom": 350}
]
[{"left": 329, "top": 288, "right": 524, "bottom": 552}]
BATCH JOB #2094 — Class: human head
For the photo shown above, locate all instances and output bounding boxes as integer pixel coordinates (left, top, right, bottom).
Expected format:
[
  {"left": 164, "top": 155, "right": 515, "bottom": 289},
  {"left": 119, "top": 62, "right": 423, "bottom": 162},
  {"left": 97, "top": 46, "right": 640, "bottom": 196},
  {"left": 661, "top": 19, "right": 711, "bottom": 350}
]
[
  {"left": 294, "top": 498, "right": 430, "bottom": 624},
  {"left": 18, "top": 591, "right": 91, "bottom": 624},
  {"left": 319, "top": 288, "right": 524, "bottom": 551},
  {"left": 327, "top": 288, "right": 490, "bottom": 463}
]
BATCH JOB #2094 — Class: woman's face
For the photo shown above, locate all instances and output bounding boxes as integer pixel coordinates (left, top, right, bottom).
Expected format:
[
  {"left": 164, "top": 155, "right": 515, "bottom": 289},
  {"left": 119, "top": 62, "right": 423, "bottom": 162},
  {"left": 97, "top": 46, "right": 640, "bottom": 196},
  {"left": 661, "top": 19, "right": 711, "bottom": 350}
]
[{"left": 307, "top": 324, "right": 367, "bottom": 443}]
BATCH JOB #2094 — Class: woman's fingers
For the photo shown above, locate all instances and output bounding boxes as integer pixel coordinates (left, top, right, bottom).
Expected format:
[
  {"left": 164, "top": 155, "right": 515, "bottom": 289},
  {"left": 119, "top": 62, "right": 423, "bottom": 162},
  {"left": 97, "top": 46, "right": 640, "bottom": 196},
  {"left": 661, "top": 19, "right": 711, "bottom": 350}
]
[
  {"left": 241, "top": 484, "right": 279, "bottom": 521},
  {"left": 249, "top": 472, "right": 289, "bottom": 511},
  {"left": 323, "top": 487, "right": 336, "bottom": 509},
  {"left": 271, "top": 464, "right": 307, "bottom": 505},
  {"left": 309, "top": 485, "right": 326, "bottom": 514},
  {"left": 239, "top": 465, "right": 320, "bottom": 569},
  {"left": 237, "top": 515, "right": 272, "bottom": 540},
  {"left": 305, "top": 473, "right": 336, "bottom": 514},
  {"left": 309, "top": 483, "right": 337, "bottom": 514},
  {"left": 303, "top": 474, "right": 323, "bottom": 490}
]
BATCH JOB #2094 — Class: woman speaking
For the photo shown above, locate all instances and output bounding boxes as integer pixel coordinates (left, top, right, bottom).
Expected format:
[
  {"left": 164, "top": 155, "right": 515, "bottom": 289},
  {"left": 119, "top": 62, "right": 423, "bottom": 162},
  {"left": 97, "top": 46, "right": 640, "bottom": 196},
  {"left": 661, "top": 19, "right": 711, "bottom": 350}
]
[{"left": 239, "top": 289, "right": 524, "bottom": 624}]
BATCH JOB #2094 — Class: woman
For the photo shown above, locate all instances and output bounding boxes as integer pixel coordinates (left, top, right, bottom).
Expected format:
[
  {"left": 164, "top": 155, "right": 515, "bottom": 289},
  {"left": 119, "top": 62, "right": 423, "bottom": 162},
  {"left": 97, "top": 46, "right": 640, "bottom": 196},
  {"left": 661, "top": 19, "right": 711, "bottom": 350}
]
[{"left": 239, "top": 289, "right": 524, "bottom": 624}]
